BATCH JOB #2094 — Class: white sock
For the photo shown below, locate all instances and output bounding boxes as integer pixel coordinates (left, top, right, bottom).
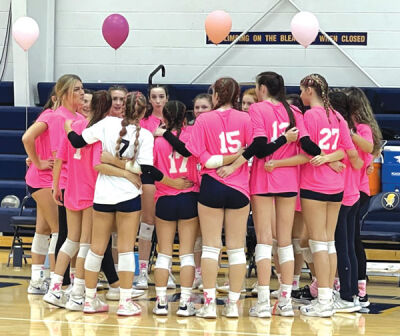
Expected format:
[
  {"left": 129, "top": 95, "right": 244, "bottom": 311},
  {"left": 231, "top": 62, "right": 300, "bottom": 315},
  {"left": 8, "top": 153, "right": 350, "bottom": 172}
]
[
  {"left": 203, "top": 288, "right": 216, "bottom": 304},
  {"left": 31, "top": 264, "right": 44, "bottom": 282},
  {"left": 279, "top": 284, "right": 292, "bottom": 302},
  {"left": 180, "top": 286, "right": 192, "bottom": 302},
  {"left": 156, "top": 286, "right": 167, "bottom": 299},
  {"left": 108, "top": 286, "right": 119, "bottom": 293},
  {"left": 139, "top": 260, "right": 148, "bottom": 271},
  {"left": 292, "top": 275, "right": 300, "bottom": 290},
  {"left": 86, "top": 287, "right": 97, "bottom": 300},
  {"left": 71, "top": 278, "right": 85, "bottom": 296},
  {"left": 318, "top": 287, "right": 332, "bottom": 304},
  {"left": 70, "top": 267, "right": 76, "bottom": 277},
  {"left": 228, "top": 291, "right": 241, "bottom": 304},
  {"left": 120, "top": 288, "right": 131, "bottom": 304},
  {"left": 50, "top": 271, "right": 54, "bottom": 279},
  {"left": 258, "top": 285, "right": 270, "bottom": 303},
  {"left": 114, "top": 264, "right": 118, "bottom": 273},
  {"left": 49, "top": 274, "right": 64, "bottom": 292}
]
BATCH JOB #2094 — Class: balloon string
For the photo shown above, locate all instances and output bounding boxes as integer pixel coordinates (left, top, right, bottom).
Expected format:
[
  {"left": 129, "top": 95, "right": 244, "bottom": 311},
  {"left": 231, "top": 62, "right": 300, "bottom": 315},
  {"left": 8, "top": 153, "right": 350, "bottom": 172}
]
[
  {"left": 25, "top": 51, "right": 29, "bottom": 196},
  {"left": 114, "top": 49, "right": 117, "bottom": 80}
]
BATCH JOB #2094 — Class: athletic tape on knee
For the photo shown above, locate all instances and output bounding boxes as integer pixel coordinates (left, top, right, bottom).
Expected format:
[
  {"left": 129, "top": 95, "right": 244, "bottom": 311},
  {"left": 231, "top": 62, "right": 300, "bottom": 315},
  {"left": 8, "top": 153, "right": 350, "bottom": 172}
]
[
  {"left": 227, "top": 248, "right": 246, "bottom": 265},
  {"left": 48, "top": 233, "right": 58, "bottom": 255},
  {"left": 111, "top": 232, "right": 118, "bottom": 249},
  {"left": 77, "top": 243, "right": 90, "bottom": 259},
  {"left": 180, "top": 254, "right": 195, "bottom": 268},
  {"left": 278, "top": 245, "right": 295, "bottom": 265},
  {"left": 272, "top": 239, "right": 278, "bottom": 256},
  {"left": 84, "top": 249, "right": 103, "bottom": 272},
  {"left": 118, "top": 252, "right": 135, "bottom": 272},
  {"left": 139, "top": 222, "right": 154, "bottom": 241},
  {"left": 302, "top": 247, "right": 313, "bottom": 263},
  {"left": 255, "top": 244, "right": 272, "bottom": 263},
  {"left": 155, "top": 253, "right": 171, "bottom": 270},
  {"left": 194, "top": 236, "right": 202, "bottom": 253},
  {"left": 60, "top": 238, "right": 80, "bottom": 258},
  {"left": 327, "top": 241, "right": 336, "bottom": 254},
  {"left": 292, "top": 239, "right": 302, "bottom": 255},
  {"left": 201, "top": 246, "right": 220, "bottom": 261},
  {"left": 31, "top": 233, "right": 50, "bottom": 255},
  {"left": 308, "top": 239, "right": 328, "bottom": 254}
]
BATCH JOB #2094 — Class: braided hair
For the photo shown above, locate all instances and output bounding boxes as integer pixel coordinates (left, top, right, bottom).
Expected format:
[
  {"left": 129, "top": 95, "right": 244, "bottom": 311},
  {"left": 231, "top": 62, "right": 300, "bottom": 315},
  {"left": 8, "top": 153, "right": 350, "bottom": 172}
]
[
  {"left": 212, "top": 77, "right": 241, "bottom": 110},
  {"left": 300, "top": 74, "right": 337, "bottom": 123},
  {"left": 163, "top": 100, "right": 187, "bottom": 138},
  {"left": 256, "top": 72, "right": 296, "bottom": 130},
  {"left": 115, "top": 91, "right": 147, "bottom": 163}
]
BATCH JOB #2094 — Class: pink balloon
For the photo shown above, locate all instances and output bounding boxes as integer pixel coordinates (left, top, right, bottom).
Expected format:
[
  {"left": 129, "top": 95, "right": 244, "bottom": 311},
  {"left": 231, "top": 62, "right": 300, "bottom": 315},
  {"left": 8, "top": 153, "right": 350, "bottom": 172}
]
[
  {"left": 290, "top": 12, "right": 319, "bottom": 48},
  {"left": 102, "top": 14, "right": 129, "bottom": 50},
  {"left": 205, "top": 10, "right": 232, "bottom": 45},
  {"left": 12, "top": 17, "right": 39, "bottom": 51}
]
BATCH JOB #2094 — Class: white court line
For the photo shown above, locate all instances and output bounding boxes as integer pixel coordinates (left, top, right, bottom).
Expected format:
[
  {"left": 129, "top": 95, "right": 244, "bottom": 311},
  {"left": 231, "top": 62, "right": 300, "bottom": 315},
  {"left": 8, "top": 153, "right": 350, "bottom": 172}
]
[{"left": 0, "top": 316, "right": 278, "bottom": 336}]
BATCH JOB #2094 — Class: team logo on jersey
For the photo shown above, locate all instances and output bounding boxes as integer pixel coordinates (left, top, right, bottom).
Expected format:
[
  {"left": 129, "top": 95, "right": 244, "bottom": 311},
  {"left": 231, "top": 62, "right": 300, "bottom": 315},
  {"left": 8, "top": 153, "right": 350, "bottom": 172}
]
[
  {"left": 381, "top": 192, "right": 399, "bottom": 210},
  {"left": 394, "top": 155, "right": 400, "bottom": 164}
]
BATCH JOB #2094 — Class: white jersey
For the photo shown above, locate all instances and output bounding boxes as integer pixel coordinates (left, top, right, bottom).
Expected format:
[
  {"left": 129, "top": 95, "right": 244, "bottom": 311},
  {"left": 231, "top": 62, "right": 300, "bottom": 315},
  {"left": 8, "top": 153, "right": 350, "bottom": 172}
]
[{"left": 82, "top": 116, "right": 154, "bottom": 204}]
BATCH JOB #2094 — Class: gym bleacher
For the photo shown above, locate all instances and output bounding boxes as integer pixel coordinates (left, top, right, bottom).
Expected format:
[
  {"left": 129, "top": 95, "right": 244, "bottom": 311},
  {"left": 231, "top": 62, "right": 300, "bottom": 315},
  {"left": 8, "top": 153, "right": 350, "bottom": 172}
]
[{"left": 1, "top": 81, "right": 399, "bottom": 242}]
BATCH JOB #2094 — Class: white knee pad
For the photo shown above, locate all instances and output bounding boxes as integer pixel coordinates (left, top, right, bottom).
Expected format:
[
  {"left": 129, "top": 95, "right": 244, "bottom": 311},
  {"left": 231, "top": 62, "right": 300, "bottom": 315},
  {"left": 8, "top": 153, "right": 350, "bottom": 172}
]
[
  {"left": 48, "top": 233, "right": 58, "bottom": 255},
  {"left": 278, "top": 245, "right": 295, "bottom": 265},
  {"left": 111, "top": 232, "right": 118, "bottom": 249},
  {"left": 201, "top": 246, "right": 220, "bottom": 261},
  {"left": 308, "top": 239, "right": 328, "bottom": 254},
  {"left": 31, "top": 233, "right": 50, "bottom": 255},
  {"left": 227, "top": 248, "right": 246, "bottom": 265},
  {"left": 84, "top": 250, "right": 103, "bottom": 272},
  {"left": 292, "top": 239, "right": 302, "bottom": 255},
  {"left": 272, "top": 239, "right": 278, "bottom": 256},
  {"left": 255, "top": 244, "right": 272, "bottom": 263},
  {"left": 60, "top": 238, "right": 80, "bottom": 258},
  {"left": 180, "top": 254, "right": 195, "bottom": 268},
  {"left": 194, "top": 236, "right": 202, "bottom": 253},
  {"left": 155, "top": 253, "right": 171, "bottom": 270},
  {"left": 77, "top": 243, "right": 90, "bottom": 259},
  {"left": 118, "top": 252, "right": 135, "bottom": 272},
  {"left": 139, "top": 222, "right": 154, "bottom": 241},
  {"left": 327, "top": 241, "right": 336, "bottom": 254},
  {"left": 302, "top": 247, "right": 313, "bottom": 263}
]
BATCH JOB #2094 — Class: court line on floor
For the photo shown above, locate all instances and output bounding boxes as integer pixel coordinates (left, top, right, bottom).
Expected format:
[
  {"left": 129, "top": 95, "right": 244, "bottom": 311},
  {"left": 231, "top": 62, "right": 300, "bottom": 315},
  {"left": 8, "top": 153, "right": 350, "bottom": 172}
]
[{"left": 0, "top": 316, "right": 279, "bottom": 336}]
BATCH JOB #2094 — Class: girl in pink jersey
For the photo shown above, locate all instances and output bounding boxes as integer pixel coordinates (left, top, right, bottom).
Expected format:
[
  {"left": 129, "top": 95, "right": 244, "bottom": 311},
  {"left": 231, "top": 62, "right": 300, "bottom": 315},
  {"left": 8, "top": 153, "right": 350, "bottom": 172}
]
[
  {"left": 193, "top": 93, "right": 213, "bottom": 119},
  {"left": 136, "top": 85, "right": 171, "bottom": 290},
  {"left": 151, "top": 101, "right": 200, "bottom": 316},
  {"left": 48, "top": 75, "right": 85, "bottom": 290},
  {"left": 218, "top": 72, "right": 320, "bottom": 317},
  {"left": 346, "top": 87, "right": 382, "bottom": 308},
  {"left": 23, "top": 92, "right": 58, "bottom": 294},
  {"left": 297, "top": 74, "right": 363, "bottom": 317}
]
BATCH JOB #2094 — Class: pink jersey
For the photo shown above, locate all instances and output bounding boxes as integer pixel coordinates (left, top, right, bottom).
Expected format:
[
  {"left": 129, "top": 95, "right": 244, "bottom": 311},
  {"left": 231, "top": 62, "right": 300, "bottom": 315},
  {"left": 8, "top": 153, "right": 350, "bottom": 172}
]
[
  {"left": 249, "top": 101, "right": 308, "bottom": 194},
  {"left": 186, "top": 108, "right": 253, "bottom": 198},
  {"left": 356, "top": 123, "right": 374, "bottom": 195},
  {"left": 153, "top": 126, "right": 199, "bottom": 201},
  {"left": 140, "top": 114, "right": 162, "bottom": 135},
  {"left": 25, "top": 109, "right": 55, "bottom": 188},
  {"left": 342, "top": 154, "right": 360, "bottom": 206},
  {"left": 49, "top": 106, "right": 85, "bottom": 190},
  {"left": 300, "top": 106, "right": 355, "bottom": 194}
]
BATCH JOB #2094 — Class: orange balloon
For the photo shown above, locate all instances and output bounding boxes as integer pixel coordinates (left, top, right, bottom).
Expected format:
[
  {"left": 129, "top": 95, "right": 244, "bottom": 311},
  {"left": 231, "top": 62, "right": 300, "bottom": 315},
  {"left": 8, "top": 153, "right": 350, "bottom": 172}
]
[{"left": 205, "top": 10, "right": 232, "bottom": 45}]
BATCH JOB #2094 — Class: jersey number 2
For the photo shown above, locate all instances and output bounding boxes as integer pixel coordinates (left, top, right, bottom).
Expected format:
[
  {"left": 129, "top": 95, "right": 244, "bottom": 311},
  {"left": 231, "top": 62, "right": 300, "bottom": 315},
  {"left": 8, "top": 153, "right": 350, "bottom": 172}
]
[{"left": 319, "top": 128, "right": 339, "bottom": 150}]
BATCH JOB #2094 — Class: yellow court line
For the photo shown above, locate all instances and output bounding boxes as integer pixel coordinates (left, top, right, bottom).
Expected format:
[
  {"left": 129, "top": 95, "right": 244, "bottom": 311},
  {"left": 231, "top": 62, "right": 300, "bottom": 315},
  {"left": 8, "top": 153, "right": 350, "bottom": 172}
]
[
  {"left": 380, "top": 306, "right": 400, "bottom": 315},
  {"left": 0, "top": 316, "right": 280, "bottom": 336}
]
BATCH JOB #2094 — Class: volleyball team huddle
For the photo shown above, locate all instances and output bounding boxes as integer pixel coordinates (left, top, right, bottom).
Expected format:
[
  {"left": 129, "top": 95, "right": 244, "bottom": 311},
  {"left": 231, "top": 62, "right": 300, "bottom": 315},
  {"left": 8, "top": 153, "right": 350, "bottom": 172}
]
[{"left": 23, "top": 71, "right": 381, "bottom": 318}]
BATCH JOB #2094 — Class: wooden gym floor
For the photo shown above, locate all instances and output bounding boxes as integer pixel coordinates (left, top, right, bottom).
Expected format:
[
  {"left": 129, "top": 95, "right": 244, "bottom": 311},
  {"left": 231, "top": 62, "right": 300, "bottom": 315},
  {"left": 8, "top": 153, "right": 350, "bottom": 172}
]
[{"left": 0, "top": 243, "right": 400, "bottom": 336}]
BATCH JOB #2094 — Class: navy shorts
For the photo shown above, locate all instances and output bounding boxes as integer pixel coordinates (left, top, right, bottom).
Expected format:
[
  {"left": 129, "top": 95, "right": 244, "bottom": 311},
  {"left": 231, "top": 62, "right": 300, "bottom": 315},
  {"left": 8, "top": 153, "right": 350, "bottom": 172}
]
[
  {"left": 27, "top": 185, "right": 42, "bottom": 195},
  {"left": 198, "top": 174, "right": 249, "bottom": 209},
  {"left": 300, "top": 189, "right": 343, "bottom": 202},
  {"left": 257, "top": 192, "right": 297, "bottom": 198},
  {"left": 156, "top": 192, "right": 199, "bottom": 221},
  {"left": 93, "top": 196, "right": 141, "bottom": 213},
  {"left": 140, "top": 173, "right": 154, "bottom": 185}
]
